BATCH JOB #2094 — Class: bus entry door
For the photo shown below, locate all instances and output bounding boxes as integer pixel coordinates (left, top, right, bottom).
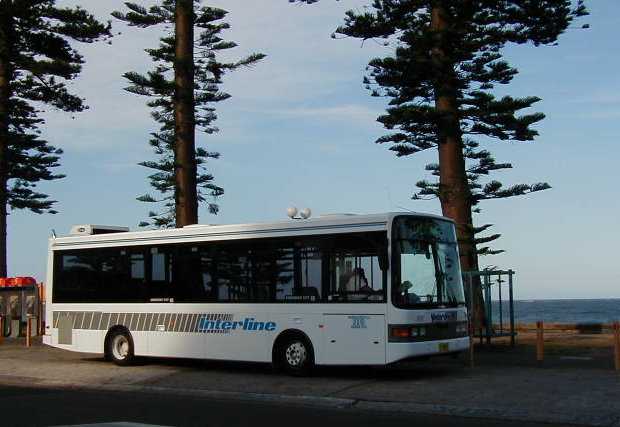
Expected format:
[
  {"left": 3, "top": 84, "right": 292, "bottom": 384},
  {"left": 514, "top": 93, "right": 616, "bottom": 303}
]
[{"left": 322, "top": 314, "right": 385, "bottom": 364}]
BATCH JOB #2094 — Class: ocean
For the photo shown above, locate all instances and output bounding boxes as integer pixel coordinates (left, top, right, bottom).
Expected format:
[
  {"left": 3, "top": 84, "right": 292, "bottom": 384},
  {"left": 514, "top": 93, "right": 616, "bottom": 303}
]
[{"left": 491, "top": 299, "right": 620, "bottom": 324}]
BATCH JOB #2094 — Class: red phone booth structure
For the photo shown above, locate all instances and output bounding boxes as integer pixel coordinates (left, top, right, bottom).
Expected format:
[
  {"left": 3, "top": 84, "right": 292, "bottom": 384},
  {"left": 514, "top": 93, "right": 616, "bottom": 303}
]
[{"left": 0, "top": 277, "right": 42, "bottom": 338}]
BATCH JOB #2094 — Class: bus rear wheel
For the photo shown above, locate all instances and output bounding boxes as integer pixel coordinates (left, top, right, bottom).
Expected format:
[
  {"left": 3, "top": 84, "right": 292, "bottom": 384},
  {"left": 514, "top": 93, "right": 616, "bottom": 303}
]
[
  {"left": 106, "top": 329, "right": 135, "bottom": 366},
  {"left": 277, "top": 336, "right": 314, "bottom": 376}
]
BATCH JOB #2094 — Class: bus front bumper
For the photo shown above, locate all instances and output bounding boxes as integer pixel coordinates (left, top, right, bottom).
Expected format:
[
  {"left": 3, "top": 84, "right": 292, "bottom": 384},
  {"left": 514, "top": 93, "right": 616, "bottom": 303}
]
[{"left": 387, "top": 336, "right": 470, "bottom": 364}]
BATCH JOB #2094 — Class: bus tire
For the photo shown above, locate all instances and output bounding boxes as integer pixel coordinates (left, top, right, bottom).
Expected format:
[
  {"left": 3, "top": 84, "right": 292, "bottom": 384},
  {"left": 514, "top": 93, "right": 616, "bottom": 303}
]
[
  {"left": 105, "top": 328, "right": 135, "bottom": 366},
  {"left": 275, "top": 333, "right": 314, "bottom": 376}
]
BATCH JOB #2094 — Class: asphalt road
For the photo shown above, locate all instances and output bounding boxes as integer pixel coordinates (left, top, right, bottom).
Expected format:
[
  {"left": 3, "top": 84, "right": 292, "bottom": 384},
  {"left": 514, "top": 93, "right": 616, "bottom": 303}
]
[{"left": 0, "top": 385, "right": 572, "bottom": 427}]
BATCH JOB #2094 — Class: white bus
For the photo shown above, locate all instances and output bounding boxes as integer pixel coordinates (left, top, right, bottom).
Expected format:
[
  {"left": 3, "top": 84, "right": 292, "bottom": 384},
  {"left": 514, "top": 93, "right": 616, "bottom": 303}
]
[{"left": 43, "top": 212, "right": 469, "bottom": 374}]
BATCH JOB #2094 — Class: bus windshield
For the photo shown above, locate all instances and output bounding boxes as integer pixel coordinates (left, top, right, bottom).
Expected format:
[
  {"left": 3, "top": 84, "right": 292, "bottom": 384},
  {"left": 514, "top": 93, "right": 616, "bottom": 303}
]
[{"left": 392, "top": 216, "right": 465, "bottom": 309}]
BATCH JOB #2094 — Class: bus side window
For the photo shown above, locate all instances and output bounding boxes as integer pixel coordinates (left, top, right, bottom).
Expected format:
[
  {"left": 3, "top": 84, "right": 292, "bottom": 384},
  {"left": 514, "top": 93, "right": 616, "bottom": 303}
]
[
  {"left": 148, "top": 246, "right": 174, "bottom": 301},
  {"left": 151, "top": 248, "right": 167, "bottom": 282},
  {"left": 253, "top": 245, "right": 293, "bottom": 303},
  {"left": 196, "top": 249, "right": 217, "bottom": 302},
  {"left": 327, "top": 233, "right": 386, "bottom": 303},
  {"left": 216, "top": 245, "right": 253, "bottom": 302},
  {"left": 54, "top": 253, "right": 98, "bottom": 302},
  {"left": 130, "top": 253, "right": 145, "bottom": 280},
  {"left": 273, "top": 247, "right": 295, "bottom": 302},
  {"left": 294, "top": 247, "right": 322, "bottom": 302}
]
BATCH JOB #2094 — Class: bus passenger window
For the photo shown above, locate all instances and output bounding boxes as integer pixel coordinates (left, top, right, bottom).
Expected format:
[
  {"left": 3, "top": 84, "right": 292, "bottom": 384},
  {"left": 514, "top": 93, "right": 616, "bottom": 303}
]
[
  {"left": 148, "top": 246, "right": 174, "bottom": 302},
  {"left": 151, "top": 249, "right": 166, "bottom": 282},
  {"left": 130, "top": 254, "right": 145, "bottom": 280},
  {"left": 293, "top": 247, "right": 321, "bottom": 302},
  {"left": 254, "top": 246, "right": 293, "bottom": 303},
  {"left": 327, "top": 232, "right": 387, "bottom": 303}
]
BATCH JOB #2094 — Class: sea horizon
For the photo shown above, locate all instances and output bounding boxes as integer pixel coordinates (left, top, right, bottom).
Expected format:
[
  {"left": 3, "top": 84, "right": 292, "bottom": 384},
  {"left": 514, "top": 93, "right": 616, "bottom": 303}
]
[{"left": 491, "top": 299, "right": 620, "bottom": 324}]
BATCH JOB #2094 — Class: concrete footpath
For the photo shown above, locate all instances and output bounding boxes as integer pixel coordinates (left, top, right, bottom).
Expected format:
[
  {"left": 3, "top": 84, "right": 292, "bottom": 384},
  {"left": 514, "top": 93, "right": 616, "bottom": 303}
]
[{"left": 1, "top": 338, "right": 619, "bottom": 427}]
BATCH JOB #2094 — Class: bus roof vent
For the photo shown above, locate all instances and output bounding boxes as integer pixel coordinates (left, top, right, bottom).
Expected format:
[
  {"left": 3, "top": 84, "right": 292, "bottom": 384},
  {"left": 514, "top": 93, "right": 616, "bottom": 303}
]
[{"left": 69, "top": 225, "right": 130, "bottom": 236}]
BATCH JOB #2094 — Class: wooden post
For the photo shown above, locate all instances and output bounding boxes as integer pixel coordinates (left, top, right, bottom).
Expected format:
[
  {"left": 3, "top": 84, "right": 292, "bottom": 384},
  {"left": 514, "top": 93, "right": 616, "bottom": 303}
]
[
  {"left": 37, "top": 283, "right": 42, "bottom": 335},
  {"left": 469, "top": 320, "right": 475, "bottom": 368},
  {"left": 39, "top": 282, "right": 46, "bottom": 335},
  {"left": 613, "top": 321, "right": 620, "bottom": 371},
  {"left": 536, "top": 320, "right": 544, "bottom": 364},
  {"left": 0, "top": 315, "right": 3, "bottom": 345},
  {"left": 26, "top": 316, "right": 32, "bottom": 347}
]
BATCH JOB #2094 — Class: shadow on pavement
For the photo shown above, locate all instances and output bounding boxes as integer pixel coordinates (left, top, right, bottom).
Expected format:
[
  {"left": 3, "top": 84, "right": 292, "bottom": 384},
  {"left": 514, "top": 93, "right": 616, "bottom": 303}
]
[{"left": 82, "top": 352, "right": 468, "bottom": 381}]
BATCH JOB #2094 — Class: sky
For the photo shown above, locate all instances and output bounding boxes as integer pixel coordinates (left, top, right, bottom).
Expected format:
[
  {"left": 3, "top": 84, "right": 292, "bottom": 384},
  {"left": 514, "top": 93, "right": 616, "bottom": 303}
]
[{"left": 7, "top": 0, "right": 620, "bottom": 300}]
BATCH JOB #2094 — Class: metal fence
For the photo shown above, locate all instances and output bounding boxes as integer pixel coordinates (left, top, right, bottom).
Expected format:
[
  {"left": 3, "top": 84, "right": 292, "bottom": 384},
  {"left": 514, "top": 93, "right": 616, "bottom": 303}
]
[{"left": 463, "top": 269, "right": 516, "bottom": 346}]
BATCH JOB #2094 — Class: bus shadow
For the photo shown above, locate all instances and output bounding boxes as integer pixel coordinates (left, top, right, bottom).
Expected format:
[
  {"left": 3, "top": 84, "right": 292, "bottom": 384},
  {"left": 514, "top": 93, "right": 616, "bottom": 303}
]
[
  {"left": 99, "top": 354, "right": 466, "bottom": 381},
  {"left": 318, "top": 359, "right": 465, "bottom": 381}
]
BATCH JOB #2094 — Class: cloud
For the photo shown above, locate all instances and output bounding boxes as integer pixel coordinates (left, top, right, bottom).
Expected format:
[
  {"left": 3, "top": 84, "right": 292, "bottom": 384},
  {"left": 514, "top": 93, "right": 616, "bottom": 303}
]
[{"left": 42, "top": 0, "right": 385, "bottom": 151}]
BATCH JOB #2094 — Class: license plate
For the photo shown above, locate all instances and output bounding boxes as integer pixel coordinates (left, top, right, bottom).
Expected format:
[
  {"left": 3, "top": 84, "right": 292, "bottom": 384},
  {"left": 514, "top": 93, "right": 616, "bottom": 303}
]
[{"left": 438, "top": 342, "right": 449, "bottom": 352}]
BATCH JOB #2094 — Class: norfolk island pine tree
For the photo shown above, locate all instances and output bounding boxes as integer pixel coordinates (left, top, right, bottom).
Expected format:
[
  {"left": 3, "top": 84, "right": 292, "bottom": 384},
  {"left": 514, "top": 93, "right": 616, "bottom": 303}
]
[
  {"left": 290, "top": 0, "right": 587, "bottom": 325},
  {"left": 113, "top": 1, "right": 265, "bottom": 228},
  {"left": 413, "top": 141, "right": 551, "bottom": 257},
  {"left": 0, "top": 1, "right": 111, "bottom": 276}
]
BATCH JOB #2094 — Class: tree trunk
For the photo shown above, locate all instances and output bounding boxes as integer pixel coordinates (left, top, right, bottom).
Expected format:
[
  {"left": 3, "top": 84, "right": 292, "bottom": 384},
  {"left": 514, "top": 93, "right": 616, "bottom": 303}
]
[
  {"left": 0, "top": 7, "right": 12, "bottom": 277},
  {"left": 430, "top": 3, "right": 484, "bottom": 326},
  {"left": 174, "top": 0, "right": 198, "bottom": 227}
]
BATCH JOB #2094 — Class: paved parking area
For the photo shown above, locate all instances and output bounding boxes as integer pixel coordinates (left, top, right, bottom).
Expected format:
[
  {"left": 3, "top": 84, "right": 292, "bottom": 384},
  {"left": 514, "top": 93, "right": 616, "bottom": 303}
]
[
  {"left": 0, "top": 385, "right": 575, "bottom": 427},
  {"left": 1, "top": 339, "right": 619, "bottom": 426}
]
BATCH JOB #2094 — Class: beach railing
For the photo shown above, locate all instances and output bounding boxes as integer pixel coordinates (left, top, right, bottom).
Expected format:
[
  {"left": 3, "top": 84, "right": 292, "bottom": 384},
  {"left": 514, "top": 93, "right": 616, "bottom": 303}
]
[{"left": 532, "top": 320, "right": 620, "bottom": 370}]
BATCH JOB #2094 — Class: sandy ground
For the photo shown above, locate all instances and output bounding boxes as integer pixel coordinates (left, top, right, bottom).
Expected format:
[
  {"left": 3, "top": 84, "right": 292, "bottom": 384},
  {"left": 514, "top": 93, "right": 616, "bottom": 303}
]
[{"left": 480, "top": 329, "right": 618, "bottom": 367}]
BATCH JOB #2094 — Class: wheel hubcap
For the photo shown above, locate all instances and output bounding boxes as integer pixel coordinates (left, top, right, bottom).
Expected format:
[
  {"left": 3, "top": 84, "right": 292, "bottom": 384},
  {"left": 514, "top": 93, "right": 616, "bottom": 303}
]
[
  {"left": 285, "top": 341, "right": 307, "bottom": 367},
  {"left": 112, "top": 335, "right": 129, "bottom": 360}
]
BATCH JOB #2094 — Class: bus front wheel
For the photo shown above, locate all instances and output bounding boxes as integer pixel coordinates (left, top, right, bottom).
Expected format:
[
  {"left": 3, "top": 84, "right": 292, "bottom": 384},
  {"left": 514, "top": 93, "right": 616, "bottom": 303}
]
[
  {"left": 276, "top": 335, "right": 314, "bottom": 376},
  {"left": 105, "top": 328, "right": 135, "bottom": 366}
]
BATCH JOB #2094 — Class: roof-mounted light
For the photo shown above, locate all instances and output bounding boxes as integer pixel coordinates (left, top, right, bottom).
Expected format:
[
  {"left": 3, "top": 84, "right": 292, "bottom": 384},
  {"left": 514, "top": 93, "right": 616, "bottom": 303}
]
[{"left": 69, "top": 225, "right": 129, "bottom": 236}]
